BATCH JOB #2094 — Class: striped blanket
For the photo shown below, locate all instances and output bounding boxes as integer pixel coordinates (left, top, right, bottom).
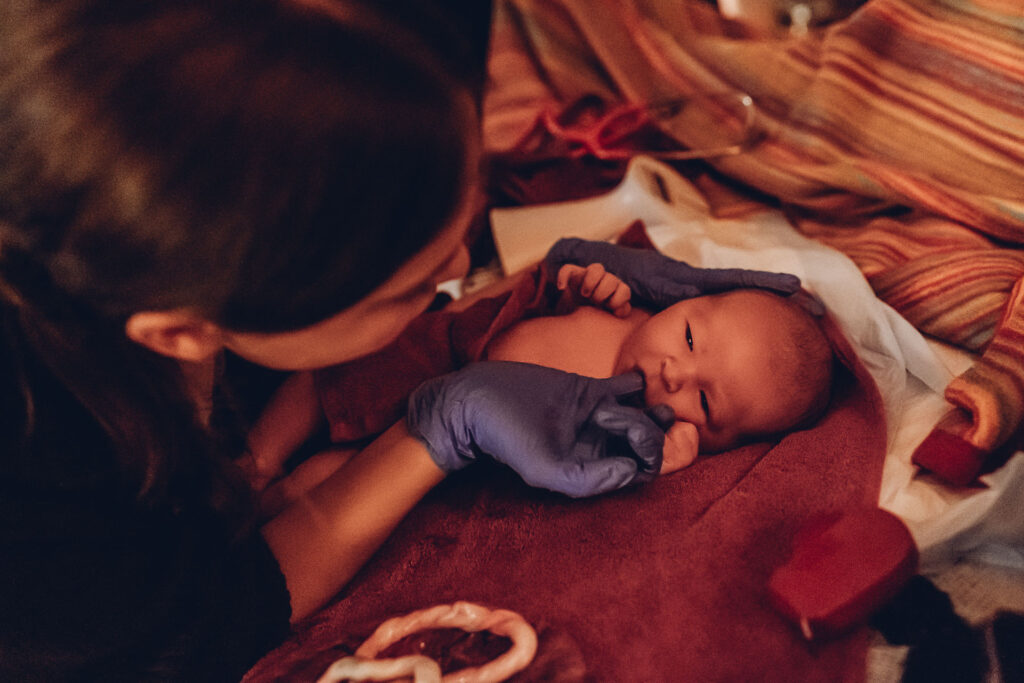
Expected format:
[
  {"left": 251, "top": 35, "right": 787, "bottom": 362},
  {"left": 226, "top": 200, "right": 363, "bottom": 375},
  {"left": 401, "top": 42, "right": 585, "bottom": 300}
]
[{"left": 483, "top": 0, "right": 1024, "bottom": 484}]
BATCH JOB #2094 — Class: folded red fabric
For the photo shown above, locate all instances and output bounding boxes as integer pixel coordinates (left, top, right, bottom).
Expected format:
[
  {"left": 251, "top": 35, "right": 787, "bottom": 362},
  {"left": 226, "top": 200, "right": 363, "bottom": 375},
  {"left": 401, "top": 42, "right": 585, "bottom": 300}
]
[{"left": 769, "top": 508, "right": 918, "bottom": 640}]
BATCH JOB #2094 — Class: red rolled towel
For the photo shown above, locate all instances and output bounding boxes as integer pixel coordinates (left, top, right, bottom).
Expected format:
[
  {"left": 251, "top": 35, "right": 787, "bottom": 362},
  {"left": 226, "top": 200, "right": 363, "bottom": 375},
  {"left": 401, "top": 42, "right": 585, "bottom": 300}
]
[{"left": 768, "top": 508, "right": 918, "bottom": 640}]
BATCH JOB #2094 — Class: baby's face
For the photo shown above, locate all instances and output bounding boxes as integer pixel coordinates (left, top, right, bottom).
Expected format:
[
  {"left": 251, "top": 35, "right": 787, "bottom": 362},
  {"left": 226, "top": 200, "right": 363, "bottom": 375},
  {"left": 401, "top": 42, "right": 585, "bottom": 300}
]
[{"left": 614, "top": 290, "right": 808, "bottom": 453}]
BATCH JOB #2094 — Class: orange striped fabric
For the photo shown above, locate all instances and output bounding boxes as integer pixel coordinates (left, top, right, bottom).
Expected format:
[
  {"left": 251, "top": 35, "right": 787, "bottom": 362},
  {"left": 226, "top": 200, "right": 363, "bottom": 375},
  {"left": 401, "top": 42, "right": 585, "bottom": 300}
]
[{"left": 483, "top": 0, "right": 1024, "bottom": 482}]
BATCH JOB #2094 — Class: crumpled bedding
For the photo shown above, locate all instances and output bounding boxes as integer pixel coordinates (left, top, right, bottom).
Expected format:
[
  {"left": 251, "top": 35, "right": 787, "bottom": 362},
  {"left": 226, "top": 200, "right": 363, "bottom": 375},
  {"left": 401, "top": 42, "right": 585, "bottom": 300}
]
[{"left": 485, "top": 0, "right": 1024, "bottom": 484}]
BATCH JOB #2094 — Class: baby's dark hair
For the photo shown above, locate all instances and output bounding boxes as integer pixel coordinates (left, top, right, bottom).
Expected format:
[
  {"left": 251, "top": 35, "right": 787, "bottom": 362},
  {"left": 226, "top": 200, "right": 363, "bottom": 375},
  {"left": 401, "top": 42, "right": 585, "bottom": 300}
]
[{"left": 771, "top": 294, "right": 836, "bottom": 434}]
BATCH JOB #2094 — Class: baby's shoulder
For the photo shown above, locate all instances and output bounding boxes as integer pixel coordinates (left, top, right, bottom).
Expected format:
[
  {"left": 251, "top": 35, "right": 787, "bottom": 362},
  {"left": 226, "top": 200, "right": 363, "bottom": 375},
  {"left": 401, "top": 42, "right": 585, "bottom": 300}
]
[{"left": 485, "top": 307, "right": 635, "bottom": 378}]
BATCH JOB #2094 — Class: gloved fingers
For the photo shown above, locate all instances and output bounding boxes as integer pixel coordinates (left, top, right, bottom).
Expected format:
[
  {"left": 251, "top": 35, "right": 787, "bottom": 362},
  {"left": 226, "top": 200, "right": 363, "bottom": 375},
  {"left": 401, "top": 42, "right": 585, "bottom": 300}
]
[
  {"left": 790, "top": 289, "right": 826, "bottom": 316},
  {"left": 691, "top": 267, "right": 801, "bottom": 295},
  {"left": 590, "top": 399, "right": 665, "bottom": 482},
  {"left": 545, "top": 236, "right": 604, "bottom": 268},
  {"left": 651, "top": 282, "right": 700, "bottom": 301},
  {"left": 553, "top": 456, "right": 642, "bottom": 498},
  {"left": 597, "top": 371, "right": 645, "bottom": 400},
  {"left": 507, "top": 451, "right": 638, "bottom": 498},
  {"left": 645, "top": 403, "right": 676, "bottom": 431},
  {"left": 644, "top": 280, "right": 701, "bottom": 305},
  {"left": 548, "top": 237, "right": 801, "bottom": 299}
]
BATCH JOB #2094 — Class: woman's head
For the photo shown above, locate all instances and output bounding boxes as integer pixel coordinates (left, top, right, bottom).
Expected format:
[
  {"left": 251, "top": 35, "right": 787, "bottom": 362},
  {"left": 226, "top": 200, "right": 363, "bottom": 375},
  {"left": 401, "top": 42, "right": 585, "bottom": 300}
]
[
  {"left": 0, "top": 0, "right": 478, "bottom": 342},
  {"left": 0, "top": 0, "right": 482, "bottom": 501}
]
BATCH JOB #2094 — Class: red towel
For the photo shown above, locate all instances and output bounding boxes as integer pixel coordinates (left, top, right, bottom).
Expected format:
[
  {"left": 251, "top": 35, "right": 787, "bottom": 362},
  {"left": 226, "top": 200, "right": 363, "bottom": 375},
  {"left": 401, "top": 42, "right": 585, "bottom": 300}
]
[{"left": 245, "top": 254, "right": 886, "bottom": 681}]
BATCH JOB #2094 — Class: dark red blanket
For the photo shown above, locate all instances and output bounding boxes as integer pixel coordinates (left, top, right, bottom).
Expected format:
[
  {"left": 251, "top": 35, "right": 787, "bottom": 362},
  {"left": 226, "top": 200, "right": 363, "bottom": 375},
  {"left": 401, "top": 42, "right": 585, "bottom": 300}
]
[{"left": 244, "top": 262, "right": 886, "bottom": 681}]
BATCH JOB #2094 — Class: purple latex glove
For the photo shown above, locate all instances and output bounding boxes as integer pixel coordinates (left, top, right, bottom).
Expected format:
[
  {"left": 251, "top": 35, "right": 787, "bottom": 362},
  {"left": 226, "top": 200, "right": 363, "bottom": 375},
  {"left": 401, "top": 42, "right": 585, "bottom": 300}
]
[
  {"left": 407, "top": 361, "right": 675, "bottom": 498},
  {"left": 545, "top": 237, "right": 801, "bottom": 309}
]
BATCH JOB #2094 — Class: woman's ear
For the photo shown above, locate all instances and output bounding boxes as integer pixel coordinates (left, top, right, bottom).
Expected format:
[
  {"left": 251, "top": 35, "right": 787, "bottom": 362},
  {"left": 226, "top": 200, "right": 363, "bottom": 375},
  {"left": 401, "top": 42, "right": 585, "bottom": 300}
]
[{"left": 124, "top": 310, "right": 225, "bottom": 361}]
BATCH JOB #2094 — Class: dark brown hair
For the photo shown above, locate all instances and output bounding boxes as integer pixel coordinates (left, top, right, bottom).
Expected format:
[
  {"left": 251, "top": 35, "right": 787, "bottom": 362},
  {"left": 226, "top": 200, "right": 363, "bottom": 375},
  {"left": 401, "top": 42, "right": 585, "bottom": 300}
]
[
  {"left": 0, "top": 0, "right": 477, "bottom": 505},
  {"left": 766, "top": 293, "right": 836, "bottom": 434}
]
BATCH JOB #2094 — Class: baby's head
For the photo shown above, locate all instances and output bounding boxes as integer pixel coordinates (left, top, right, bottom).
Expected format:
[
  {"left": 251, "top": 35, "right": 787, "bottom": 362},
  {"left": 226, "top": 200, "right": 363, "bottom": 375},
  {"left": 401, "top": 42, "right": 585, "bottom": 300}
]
[{"left": 614, "top": 289, "right": 834, "bottom": 453}]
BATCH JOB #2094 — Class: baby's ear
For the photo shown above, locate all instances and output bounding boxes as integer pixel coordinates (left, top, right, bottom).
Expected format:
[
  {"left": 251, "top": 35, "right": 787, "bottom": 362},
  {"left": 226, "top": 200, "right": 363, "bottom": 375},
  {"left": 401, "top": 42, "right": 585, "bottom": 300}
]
[{"left": 790, "top": 288, "right": 826, "bottom": 317}]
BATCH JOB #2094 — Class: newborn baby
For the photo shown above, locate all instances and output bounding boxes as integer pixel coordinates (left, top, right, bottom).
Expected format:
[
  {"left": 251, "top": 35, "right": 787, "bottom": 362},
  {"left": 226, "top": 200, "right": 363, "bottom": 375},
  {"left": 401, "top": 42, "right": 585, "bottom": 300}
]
[{"left": 485, "top": 263, "right": 834, "bottom": 473}]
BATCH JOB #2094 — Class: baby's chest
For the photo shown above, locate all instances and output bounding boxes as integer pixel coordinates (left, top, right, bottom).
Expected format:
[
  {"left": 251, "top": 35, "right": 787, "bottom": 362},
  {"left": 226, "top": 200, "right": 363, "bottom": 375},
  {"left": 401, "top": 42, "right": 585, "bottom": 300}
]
[{"left": 484, "top": 308, "right": 625, "bottom": 378}]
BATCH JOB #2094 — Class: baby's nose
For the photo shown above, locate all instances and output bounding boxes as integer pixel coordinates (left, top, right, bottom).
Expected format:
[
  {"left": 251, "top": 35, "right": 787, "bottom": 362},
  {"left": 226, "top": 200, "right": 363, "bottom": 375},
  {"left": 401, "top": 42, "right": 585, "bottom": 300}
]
[
  {"left": 660, "top": 357, "right": 704, "bottom": 424},
  {"left": 660, "top": 356, "right": 695, "bottom": 393}
]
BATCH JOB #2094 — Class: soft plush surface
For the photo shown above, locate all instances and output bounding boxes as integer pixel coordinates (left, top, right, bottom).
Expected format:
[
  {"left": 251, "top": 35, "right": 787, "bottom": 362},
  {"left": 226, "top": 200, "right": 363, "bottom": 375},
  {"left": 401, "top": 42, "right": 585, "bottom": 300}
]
[
  {"left": 246, "top": 367, "right": 883, "bottom": 681},
  {"left": 246, "top": 378, "right": 883, "bottom": 681},
  {"left": 245, "top": 257, "right": 886, "bottom": 681}
]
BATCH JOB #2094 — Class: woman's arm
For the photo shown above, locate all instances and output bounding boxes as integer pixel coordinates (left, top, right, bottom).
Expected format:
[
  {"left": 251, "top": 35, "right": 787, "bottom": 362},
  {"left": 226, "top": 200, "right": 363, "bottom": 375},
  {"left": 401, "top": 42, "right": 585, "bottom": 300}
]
[
  {"left": 263, "top": 356, "right": 677, "bottom": 622},
  {"left": 260, "top": 420, "right": 444, "bottom": 622}
]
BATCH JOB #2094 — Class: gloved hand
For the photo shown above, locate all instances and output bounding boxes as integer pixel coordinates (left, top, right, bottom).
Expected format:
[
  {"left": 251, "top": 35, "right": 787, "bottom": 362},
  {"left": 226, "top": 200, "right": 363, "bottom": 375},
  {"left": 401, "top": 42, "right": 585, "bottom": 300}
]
[
  {"left": 545, "top": 237, "right": 801, "bottom": 309},
  {"left": 407, "top": 361, "right": 675, "bottom": 498}
]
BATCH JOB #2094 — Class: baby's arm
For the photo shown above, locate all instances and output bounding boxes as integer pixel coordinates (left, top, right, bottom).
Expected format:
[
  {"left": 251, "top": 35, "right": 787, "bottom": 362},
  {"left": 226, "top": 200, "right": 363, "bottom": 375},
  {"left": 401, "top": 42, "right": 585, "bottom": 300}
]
[
  {"left": 243, "top": 371, "right": 324, "bottom": 492},
  {"left": 556, "top": 263, "right": 632, "bottom": 317}
]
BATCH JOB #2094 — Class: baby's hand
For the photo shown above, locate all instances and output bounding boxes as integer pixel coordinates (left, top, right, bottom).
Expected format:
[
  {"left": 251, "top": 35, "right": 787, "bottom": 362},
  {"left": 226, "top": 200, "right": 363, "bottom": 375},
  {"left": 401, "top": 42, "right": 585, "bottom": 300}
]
[
  {"left": 556, "top": 263, "right": 632, "bottom": 317},
  {"left": 660, "top": 421, "right": 699, "bottom": 475}
]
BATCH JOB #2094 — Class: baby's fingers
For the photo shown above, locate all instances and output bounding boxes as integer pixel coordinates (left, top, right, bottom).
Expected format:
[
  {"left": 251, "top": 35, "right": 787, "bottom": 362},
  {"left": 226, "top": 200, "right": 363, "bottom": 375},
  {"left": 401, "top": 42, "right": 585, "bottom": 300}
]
[
  {"left": 589, "top": 272, "right": 619, "bottom": 302},
  {"left": 661, "top": 421, "right": 699, "bottom": 474},
  {"left": 579, "top": 263, "right": 607, "bottom": 297},
  {"left": 606, "top": 282, "right": 632, "bottom": 317},
  {"left": 590, "top": 276, "right": 631, "bottom": 317},
  {"left": 557, "top": 263, "right": 631, "bottom": 316},
  {"left": 556, "top": 263, "right": 587, "bottom": 291},
  {"left": 584, "top": 268, "right": 633, "bottom": 316}
]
